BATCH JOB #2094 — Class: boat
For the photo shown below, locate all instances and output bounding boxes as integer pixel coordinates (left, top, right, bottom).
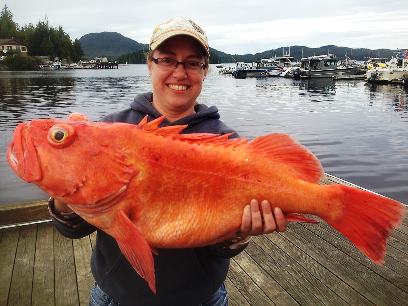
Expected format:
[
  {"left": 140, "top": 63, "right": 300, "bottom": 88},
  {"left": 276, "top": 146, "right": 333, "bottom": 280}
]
[
  {"left": 335, "top": 56, "right": 366, "bottom": 80},
  {"left": 232, "top": 62, "right": 268, "bottom": 79},
  {"left": 218, "top": 66, "right": 234, "bottom": 75},
  {"left": 365, "top": 58, "right": 388, "bottom": 70},
  {"left": 215, "top": 64, "right": 224, "bottom": 68},
  {"left": 300, "top": 54, "right": 338, "bottom": 78},
  {"left": 281, "top": 65, "right": 301, "bottom": 79},
  {"left": 258, "top": 59, "right": 284, "bottom": 77},
  {"left": 366, "top": 50, "right": 408, "bottom": 84}
]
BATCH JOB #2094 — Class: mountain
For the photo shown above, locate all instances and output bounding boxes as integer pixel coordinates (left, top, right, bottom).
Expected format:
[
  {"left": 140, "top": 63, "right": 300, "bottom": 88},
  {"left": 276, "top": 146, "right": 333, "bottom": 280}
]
[
  {"left": 79, "top": 31, "right": 403, "bottom": 63},
  {"left": 79, "top": 32, "right": 147, "bottom": 59},
  {"left": 211, "top": 45, "right": 401, "bottom": 63}
]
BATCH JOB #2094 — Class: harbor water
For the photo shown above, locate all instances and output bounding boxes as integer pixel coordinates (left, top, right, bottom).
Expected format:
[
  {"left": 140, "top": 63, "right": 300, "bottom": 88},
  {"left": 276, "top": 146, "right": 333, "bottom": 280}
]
[{"left": 0, "top": 64, "right": 407, "bottom": 206}]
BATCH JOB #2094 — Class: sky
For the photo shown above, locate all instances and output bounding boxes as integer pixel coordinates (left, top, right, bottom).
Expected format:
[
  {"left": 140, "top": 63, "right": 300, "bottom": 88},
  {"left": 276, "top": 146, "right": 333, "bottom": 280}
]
[{"left": 4, "top": 0, "right": 408, "bottom": 54}]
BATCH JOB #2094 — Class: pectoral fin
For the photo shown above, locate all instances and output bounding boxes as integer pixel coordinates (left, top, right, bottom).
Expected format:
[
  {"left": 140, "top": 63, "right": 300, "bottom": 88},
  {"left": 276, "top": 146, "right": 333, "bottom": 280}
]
[{"left": 114, "top": 211, "right": 156, "bottom": 293}]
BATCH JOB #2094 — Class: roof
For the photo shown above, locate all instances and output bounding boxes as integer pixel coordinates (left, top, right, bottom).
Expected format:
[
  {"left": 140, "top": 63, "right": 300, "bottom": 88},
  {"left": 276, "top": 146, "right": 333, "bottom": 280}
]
[{"left": 0, "top": 38, "right": 26, "bottom": 46}]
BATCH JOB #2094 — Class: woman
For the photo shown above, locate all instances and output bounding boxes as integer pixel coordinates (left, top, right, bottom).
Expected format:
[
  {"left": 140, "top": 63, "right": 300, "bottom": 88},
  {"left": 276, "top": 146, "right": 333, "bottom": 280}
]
[{"left": 49, "top": 17, "right": 287, "bottom": 306}]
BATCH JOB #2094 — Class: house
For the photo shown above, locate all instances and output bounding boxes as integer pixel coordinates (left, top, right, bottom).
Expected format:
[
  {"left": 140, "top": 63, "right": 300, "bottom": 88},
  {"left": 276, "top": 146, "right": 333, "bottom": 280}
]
[{"left": 0, "top": 38, "right": 28, "bottom": 56}]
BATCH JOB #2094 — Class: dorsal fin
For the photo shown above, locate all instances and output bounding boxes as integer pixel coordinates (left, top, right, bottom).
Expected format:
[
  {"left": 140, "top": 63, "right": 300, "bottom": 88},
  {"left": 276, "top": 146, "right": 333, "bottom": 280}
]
[
  {"left": 137, "top": 116, "right": 166, "bottom": 131},
  {"left": 248, "top": 134, "right": 323, "bottom": 183}
]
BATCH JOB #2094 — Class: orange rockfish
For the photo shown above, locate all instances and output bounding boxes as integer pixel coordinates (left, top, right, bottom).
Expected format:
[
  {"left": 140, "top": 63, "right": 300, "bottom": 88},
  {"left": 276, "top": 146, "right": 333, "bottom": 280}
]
[{"left": 7, "top": 113, "right": 406, "bottom": 293}]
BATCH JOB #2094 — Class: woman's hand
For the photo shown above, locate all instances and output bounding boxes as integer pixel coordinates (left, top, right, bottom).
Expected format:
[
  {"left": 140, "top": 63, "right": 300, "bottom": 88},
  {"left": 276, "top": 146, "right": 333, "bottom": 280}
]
[
  {"left": 240, "top": 199, "right": 287, "bottom": 237},
  {"left": 53, "top": 198, "right": 74, "bottom": 214}
]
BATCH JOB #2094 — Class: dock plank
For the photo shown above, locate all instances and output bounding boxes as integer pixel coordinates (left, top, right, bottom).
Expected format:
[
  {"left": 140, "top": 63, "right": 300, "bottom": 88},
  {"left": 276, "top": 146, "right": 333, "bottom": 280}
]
[
  {"left": 251, "top": 234, "right": 350, "bottom": 306},
  {"left": 233, "top": 249, "right": 299, "bottom": 306},
  {"left": 301, "top": 219, "right": 408, "bottom": 293},
  {"left": 54, "top": 227, "right": 79, "bottom": 306},
  {"left": 32, "top": 223, "right": 55, "bottom": 306},
  {"left": 73, "top": 236, "right": 94, "bottom": 306},
  {"left": 8, "top": 225, "right": 37, "bottom": 306},
  {"left": 0, "top": 228, "right": 19, "bottom": 306},
  {"left": 228, "top": 258, "right": 275, "bottom": 306},
  {"left": 283, "top": 222, "right": 408, "bottom": 305},
  {"left": 267, "top": 231, "right": 371, "bottom": 305},
  {"left": 225, "top": 277, "right": 251, "bottom": 306}
]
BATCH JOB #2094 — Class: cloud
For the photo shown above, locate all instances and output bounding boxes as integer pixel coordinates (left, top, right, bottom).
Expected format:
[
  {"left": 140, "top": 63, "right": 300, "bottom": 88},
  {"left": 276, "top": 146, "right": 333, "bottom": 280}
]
[{"left": 6, "top": 0, "right": 408, "bottom": 54}]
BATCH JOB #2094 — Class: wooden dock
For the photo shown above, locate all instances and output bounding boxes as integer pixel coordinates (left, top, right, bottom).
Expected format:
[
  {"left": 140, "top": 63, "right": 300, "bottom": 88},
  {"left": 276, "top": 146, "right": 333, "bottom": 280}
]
[{"left": 1, "top": 176, "right": 407, "bottom": 306}]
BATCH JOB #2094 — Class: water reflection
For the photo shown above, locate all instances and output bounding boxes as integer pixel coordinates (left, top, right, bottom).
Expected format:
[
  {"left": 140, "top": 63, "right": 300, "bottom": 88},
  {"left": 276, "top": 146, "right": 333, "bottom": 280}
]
[
  {"left": 365, "top": 83, "right": 408, "bottom": 115},
  {"left": 299, "top": 78, "right": 336, "bottom": 94}
]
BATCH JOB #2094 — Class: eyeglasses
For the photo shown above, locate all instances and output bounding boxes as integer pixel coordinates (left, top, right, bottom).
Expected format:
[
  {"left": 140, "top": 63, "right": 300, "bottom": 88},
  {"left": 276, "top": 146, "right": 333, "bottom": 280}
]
[{"left": 151, "top": 57, "right": 206, "bottom": 71}]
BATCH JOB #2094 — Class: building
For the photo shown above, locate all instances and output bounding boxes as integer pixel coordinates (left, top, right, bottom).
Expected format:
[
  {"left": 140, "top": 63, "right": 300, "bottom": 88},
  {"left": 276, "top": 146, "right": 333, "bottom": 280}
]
[{"left": 0, "top": 38, "right": 28, "bottom": 56}]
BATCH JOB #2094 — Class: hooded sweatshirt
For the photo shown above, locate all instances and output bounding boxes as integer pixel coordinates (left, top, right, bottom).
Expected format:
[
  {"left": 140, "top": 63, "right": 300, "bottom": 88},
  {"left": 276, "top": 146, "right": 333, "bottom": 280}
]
[{"left": 51, "top": 93, "right": 247, "bottom": 306}]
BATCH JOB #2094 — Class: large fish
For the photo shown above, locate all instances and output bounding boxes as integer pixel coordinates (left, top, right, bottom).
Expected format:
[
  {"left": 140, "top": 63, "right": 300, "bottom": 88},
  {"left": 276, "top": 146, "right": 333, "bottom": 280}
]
[{"left": 7, "top": 113, "right": 406, "bottom": 293}]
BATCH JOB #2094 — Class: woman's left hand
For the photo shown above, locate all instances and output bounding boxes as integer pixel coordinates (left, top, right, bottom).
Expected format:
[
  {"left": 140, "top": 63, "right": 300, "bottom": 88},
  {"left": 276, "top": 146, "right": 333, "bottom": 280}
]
[{"left": 240, "top": 199, "right": 288, "bottom": 237}]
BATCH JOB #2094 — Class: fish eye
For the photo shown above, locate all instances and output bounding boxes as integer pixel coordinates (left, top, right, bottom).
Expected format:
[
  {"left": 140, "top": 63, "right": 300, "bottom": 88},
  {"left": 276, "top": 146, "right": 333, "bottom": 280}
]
[
  {"left": 50, "top": 128, "right": 67, "bottom": 142},
  {"left": 47, "top": 124, "right": 76, "bottom": 147}
]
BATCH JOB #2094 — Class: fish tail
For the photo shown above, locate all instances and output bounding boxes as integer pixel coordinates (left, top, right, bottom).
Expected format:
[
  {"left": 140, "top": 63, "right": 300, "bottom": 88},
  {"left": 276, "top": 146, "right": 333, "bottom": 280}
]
[{"left": 325, "top": 185, "right": 405, "bottom": 264}]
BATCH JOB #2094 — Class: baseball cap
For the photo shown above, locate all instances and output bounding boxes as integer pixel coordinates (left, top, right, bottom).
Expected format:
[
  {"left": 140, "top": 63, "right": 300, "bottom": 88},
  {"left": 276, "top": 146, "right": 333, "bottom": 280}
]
[{"left": 149, "top": 17, "right": 210, "bottom": 56}]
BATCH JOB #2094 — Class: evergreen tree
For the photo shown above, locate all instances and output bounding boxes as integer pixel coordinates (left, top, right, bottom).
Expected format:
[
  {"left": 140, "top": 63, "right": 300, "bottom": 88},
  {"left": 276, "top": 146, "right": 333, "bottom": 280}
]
[
  {"left": 72, "top": 39, "right": 84, "bottom": 61},
  {"left": 0, "top": 5, "right": 19, "bottom": 39}
]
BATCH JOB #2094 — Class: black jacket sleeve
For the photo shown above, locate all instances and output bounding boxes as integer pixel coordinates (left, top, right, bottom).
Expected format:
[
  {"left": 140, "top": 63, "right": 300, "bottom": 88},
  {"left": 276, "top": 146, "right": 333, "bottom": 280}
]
[{"left": 48, "top": 198, "right": 96, "bottom": 239}]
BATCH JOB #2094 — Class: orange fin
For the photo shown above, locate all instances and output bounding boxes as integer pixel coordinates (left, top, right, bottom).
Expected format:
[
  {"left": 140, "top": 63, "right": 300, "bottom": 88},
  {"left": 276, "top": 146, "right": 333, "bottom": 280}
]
[
  {"left": 324, "top": 185, "right": 406, "bottom": 264},
  {"left": 248, "top": 134, "right": 323, "bottom": 183},
  {"left": 114, "top": 211, "right": 156, "bottom": 293},
  {"left": 138, "top": 116, "right": 165, "bottom": 131},
  {"left": 286, "top": 214, "right": 319, "bottom": 223}
]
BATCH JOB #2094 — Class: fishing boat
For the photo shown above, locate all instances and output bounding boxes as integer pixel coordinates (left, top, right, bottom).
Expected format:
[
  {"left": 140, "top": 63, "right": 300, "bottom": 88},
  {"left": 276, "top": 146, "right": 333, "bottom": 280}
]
[
  {"left": 300, "top": 54, "right": 338, "bottom": 78},
  {"left": 366, "top": 50, "right": 408, "bottom": 84},
  {"left": 232, "top": 62, "right": 268, "bottom": 79}
]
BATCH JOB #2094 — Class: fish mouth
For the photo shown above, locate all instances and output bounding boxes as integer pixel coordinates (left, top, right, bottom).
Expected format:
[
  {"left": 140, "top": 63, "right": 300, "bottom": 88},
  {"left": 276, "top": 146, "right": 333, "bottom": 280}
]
[
  {"left": 7, "top": 123, "right": 42, "bottom": 182},
  {"left": 69, "top": 185, "right": 128, "bottom": 217}
]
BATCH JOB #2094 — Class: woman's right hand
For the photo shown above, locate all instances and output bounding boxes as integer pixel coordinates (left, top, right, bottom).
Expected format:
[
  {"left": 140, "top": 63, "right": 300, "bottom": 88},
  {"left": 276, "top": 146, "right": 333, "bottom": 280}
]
[{"left": 53, "top": 198, "right": 74, "bottom": 214}]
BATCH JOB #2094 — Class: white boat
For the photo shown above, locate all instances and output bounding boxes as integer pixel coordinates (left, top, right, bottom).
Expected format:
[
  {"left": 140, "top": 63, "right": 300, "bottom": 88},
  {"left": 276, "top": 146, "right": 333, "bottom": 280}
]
[
  {"left": 300, "top": 54, "right": 338, "bottom": 78},
  {"left": 366, "top": 51, "right": 408, "bottom": 84},
  {"left": 258, "top": 59, "right": 284, "bottom": 77}
]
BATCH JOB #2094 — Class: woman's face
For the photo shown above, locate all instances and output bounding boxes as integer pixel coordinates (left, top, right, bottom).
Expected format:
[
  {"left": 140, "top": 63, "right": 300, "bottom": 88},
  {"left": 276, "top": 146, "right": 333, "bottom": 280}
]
[{"left": 147, "top": 35, "right": 208, "bottom": 119}]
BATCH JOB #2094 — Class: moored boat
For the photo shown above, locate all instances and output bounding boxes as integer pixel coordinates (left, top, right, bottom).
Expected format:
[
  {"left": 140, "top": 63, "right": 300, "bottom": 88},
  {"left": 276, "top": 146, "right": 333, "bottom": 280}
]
[
  {"left": 366, "top": 50, "right": 408, "bottom": 84},
  {"left": 300, "top": 54, "right": 338, "bottom": 78},
  {"left": 232, "top": 62, "right": 268, "bottom": 79},
  {"left": 335, "top": 56, "right": 366, "bottom": 80}
]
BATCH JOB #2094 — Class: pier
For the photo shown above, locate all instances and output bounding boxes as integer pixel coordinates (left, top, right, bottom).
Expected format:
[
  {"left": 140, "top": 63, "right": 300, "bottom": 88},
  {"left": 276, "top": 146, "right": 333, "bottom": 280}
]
[
  {"left": 94, "top": 61, "right": 119, "bottom": 69},
  {"left": 0, "top": 175, "right": 407, "bottom": 306}
]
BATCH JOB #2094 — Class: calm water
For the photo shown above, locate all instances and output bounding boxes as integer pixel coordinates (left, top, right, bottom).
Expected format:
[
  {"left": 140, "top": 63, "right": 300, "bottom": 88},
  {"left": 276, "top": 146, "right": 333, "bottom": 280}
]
[{"left": 0, "top": 65, "right": 407, "bottom": 205}]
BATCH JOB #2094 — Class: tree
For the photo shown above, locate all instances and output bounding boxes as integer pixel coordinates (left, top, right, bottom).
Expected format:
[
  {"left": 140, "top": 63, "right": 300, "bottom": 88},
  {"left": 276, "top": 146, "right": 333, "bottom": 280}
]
[
  {"left": 0, "top": 5, "right": 19, "bottom": 38},
  {"left": 72, "top": 39, "right": 84, "bottom": 62}
]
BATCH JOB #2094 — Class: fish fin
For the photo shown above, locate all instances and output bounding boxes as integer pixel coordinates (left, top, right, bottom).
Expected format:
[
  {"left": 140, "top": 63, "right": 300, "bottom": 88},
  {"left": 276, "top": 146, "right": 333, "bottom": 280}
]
[
  {"left": 138, "top": 116, "right": 166, "bottom": 131},
  {"left": 324, "top": 185, "right": 405, "bottom": 264},
  {"left": 286, "top": 214, "right": 319, "bottom": 223},
  {"left": 138, "top": 115, "right": 149, "bottom": 127},
  {"left": 114, "top": 211, "right": 156, "bottom": 293},
  {"left": 154, "top": 125, "right": 188, "bottom": 136},
  {"left": 248, "top": 134, "right": 323, "bottom": 183}
]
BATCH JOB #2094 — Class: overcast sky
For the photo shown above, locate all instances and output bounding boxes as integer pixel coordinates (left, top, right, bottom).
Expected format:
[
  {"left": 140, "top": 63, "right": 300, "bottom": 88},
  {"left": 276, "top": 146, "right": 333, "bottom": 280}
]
[{"left": 5, "top": 0, "right": 408, "bottom": 54}]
